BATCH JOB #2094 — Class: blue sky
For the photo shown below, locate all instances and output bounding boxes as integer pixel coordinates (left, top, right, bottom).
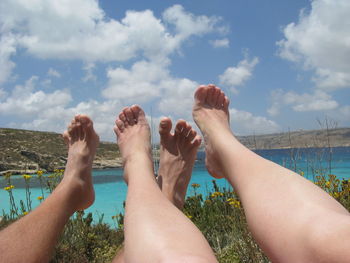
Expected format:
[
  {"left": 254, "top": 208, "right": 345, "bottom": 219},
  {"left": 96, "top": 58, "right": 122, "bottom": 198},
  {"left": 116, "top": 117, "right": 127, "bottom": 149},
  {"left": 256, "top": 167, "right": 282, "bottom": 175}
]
[{"left": 0, "top": 0, "right": 349, "bottom": 141}]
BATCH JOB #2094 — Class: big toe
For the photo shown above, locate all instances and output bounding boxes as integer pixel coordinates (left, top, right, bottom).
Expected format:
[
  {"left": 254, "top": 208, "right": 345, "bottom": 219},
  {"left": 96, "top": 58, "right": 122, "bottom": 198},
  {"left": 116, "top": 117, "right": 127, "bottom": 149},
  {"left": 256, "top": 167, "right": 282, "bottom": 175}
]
[
  {"left": 159, "top": 117, "right": 172, "bottom": 140},
  {"left": 194, "top": 85, "right": 208, "bottom": 105},
  {"left": 131, "top": 105, "right": 148, "bottom": 125}
]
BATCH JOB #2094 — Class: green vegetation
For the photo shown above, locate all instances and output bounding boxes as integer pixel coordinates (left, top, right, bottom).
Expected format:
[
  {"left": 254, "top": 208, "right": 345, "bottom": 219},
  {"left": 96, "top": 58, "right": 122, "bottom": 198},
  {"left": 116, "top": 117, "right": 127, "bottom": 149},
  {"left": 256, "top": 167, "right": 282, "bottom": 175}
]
[
  {"left": 0, "top": 128, "right": 120, "bottom": 173},
  {"left": 2, "top": 169, "right": 350, "bottom": 262}
]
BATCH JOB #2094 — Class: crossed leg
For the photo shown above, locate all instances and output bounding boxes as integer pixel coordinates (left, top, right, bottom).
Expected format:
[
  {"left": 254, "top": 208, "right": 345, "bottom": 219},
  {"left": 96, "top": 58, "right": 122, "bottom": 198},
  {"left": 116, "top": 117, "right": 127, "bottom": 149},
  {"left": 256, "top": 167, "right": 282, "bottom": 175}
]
[
  {"left": 193, "top": 84, "right": 350, "bottom": 262},
  {"left": 113, "top": 105, "right": 217, "bottom": 263},
  {"left": 0, "top": 115, "right": 99, "bottom": 263}
]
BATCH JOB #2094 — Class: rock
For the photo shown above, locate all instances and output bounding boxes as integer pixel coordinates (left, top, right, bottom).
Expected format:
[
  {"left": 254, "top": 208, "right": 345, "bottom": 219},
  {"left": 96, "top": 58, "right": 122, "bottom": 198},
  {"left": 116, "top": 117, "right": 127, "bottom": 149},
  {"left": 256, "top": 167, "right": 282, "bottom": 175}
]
[{"left": 20, "top": 150, "right": 41, "bottom": 162}]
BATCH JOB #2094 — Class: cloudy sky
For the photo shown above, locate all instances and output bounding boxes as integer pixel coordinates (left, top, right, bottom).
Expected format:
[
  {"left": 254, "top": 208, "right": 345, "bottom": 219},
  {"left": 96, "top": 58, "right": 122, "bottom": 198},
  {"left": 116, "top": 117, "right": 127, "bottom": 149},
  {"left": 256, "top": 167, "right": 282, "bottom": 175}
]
[{"left": 0, "top": 0, "right": 349, "bottom": 141}]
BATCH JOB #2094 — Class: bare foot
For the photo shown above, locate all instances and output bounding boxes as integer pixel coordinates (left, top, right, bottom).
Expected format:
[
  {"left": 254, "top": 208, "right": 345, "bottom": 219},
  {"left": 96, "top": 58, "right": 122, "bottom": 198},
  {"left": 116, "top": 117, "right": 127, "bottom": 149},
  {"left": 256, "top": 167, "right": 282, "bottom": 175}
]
[
  {"left": 113, "top": 105, "right": 152, "bottom": 183},
  {"left": 157, "top": 118, "right": 201, "bottom": 209},
  {"left": 192, "top": 84, "right": 231, "bottom": 179},
  {"left": 60, "top": 114, "right": 99, "bottom": 211}
]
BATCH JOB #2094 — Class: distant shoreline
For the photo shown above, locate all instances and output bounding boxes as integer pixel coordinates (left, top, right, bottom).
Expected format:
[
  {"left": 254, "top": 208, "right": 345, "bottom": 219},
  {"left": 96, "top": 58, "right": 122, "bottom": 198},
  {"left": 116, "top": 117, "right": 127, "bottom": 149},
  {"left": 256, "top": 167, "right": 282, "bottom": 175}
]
[{"left": 1, "top": 127, "right": 349, "bottom": 174}]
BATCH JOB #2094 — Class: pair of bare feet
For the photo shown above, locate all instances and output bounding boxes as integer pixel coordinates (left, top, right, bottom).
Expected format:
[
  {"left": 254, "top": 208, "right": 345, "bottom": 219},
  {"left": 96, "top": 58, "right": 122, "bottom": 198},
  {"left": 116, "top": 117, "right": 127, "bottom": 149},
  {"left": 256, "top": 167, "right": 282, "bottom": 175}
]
[{"left": 60, "top": 84, "right": 230, "bottom": 213}]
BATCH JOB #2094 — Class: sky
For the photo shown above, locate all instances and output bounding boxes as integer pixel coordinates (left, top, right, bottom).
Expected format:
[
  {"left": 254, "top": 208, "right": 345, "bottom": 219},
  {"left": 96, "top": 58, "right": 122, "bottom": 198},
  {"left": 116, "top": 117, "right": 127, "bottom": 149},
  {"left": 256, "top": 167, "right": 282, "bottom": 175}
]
[{"left": 0, "top": 0, "right": 349, "bottom": 142}]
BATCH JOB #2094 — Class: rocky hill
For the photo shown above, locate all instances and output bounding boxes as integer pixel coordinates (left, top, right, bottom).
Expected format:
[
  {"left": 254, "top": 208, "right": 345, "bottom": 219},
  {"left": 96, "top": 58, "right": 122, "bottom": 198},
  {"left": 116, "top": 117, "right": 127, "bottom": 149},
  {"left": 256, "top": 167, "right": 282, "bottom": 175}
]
[
  {"left": 237, "top": 127, "right": 350, "bottom": 150},
  {"left": 0, "top": 128, "right": 122, "bottom": 174},
  {"left": 1, "top": 127, "right": 349, "bottom": 174}
]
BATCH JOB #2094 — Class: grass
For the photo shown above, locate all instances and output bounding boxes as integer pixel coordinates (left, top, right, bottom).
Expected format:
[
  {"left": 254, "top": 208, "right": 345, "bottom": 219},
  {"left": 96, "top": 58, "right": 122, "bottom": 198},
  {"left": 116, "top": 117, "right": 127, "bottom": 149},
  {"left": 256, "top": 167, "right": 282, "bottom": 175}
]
[{"left": 2, "top": 168, "right": 350, "bottom": 262}]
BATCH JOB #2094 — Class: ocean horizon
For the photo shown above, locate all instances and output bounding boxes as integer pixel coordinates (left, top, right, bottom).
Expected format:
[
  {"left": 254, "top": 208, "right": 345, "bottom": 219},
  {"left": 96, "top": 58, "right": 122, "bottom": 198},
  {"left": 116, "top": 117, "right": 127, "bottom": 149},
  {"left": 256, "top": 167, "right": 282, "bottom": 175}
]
[{"left": 1, "top": 147, "right": 350, "bottom": 225}]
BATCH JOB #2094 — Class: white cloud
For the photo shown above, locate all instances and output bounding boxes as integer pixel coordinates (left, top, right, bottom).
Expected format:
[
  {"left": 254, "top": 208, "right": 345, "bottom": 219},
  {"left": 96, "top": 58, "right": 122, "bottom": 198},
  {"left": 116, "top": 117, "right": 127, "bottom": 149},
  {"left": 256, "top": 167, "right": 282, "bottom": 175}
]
[
  {"left": 103, "top": 60, "right": 167, "bottom": 102},
  {"left": 229, "top": 108, "right": 280, "bottom": 135},
  {"left": 0, "top": 35, "right": 16, "bottom": 84},
  {"left": 0, "top": 76, "right": 123, "bottom": 140},
  {"left": 0, "top": 76, "right": 72, "bottom": 117},
  {"left": 103, "top": 59, "right": 198, "bottom": 119},
  {"left": 0, "top": 2, "right": 231, "bottom": 140},
  {"left": 339, "top": 106, "right": 350, "bottom": 121},
  {"left": 277, "top": 0, "right": 350, "bottom": 90},
  {"left": 47, "top": 68, "right": 61, "bottom": 78},
  {"left": 82, "top": 63, "right": 96, "bottom": 82},
  {"left": 0, "top": 88, "right": 7, "bottom": 99},
  {"left": 163, "top": 5, "right": 221, "bottom": 40},
  {"left": 268, "top": 89, "right": 339, "bottom": 116},
  {"left": 0, "top": 1, "right": 225, "bottom": 63},
  {"left": 210, "top": 38, "right": 229, "bottom": 48},
  {"left": 219, "top": 55, "right": 259, "bottom": 93},
  {"left": 158, "top": 78, "right": 198, "bottom": 119}
]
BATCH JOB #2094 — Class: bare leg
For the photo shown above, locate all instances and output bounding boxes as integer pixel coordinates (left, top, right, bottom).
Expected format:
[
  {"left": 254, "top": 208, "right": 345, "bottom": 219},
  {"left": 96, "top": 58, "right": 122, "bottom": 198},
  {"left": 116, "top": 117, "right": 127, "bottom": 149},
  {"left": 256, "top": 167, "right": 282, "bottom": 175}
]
[
  {"left": 0, "top": 115, "right": 99, "bottom": 263},
  {"left": 112, "top": 118, "right": 201, "bottom": 262},
  {"left": 193, "top": 84, "right": 350, "bottom": 262},
  {"left": 113, "top": 105, "right": 217, "bottom": 263}
]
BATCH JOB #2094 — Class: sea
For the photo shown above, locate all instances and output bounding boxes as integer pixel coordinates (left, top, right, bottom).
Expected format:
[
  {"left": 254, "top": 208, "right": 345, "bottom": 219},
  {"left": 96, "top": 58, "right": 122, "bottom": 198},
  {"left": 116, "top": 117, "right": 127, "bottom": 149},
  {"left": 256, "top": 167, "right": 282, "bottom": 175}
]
[{"left": 1, "top": 147, "right": 350, "bottom": 226}]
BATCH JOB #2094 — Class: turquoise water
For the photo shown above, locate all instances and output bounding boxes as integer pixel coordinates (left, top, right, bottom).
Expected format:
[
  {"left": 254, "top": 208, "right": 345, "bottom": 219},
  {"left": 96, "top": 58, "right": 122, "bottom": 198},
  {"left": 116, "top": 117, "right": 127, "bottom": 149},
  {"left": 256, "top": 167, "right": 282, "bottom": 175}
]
[{"left": 1, "top": 147, "right": 349, "bottom": 225}]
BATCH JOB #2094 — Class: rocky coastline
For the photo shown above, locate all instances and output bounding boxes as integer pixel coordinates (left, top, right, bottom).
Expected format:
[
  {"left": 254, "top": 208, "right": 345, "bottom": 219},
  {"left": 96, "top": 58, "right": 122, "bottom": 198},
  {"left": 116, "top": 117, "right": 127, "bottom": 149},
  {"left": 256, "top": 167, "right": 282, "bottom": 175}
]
[{"left": 1, "top": 127, "right": 350, "bottom": 175}]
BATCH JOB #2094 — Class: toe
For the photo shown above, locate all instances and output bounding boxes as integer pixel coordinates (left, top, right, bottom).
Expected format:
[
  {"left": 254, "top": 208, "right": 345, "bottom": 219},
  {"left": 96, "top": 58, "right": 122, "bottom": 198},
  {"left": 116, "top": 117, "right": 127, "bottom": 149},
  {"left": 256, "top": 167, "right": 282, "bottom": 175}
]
[
  {"left": 119, "top": 111, "right": 128, "bottom": 127},
  {"left": 79, "top": 114, "right": 94, "bottom": 136},
  {"left": 212, "top": 86, "right": 221, "bottom": 107},
  {"left": 187, "top": 129, "right": 197, "bottom": 142},
  {"left": 68, "top": 119, "right": 77, "bottom": 139},
  {"left": 116, "top": 119, "right": 125, "bottom": 132},
  {"left": 194, "top": 85, "right": 208, "bottom": 105},
  {"left": 217, "top": 91, "right": 225, "bottom": 108},
  {"left": 182, "top": 123, "right": 192, "bottom": 137},
  {"left": 191, "top": 135, "right": 202, "bottom": 148},
  {"left": 130, "top": 105, "right": 141, "bottom": 123},
  {"left": 123, "top": 107, "right": 135, "bottom": 125},
  {"left": 159, "top": 117, "right": 172, "bottom": 139},
  {"left": 206, "top": 84, "right": 217, "bottom": 106},
  {"left": 74, "top": 116, "right": 84, "bottom": 140},
  {"left": 113, "top": 125, "right": 121, "bottom": 137},
  {"left": 174, "top": 120, "right": 186, "bottom": 138}
]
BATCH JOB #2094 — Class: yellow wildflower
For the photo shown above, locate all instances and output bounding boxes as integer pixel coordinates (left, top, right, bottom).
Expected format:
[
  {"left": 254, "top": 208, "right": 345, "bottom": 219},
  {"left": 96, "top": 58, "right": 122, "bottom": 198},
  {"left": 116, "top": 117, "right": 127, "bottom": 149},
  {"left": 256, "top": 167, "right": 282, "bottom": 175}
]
[
  {"left": 23, "top": 211, "right": 28, "bottom": 215},
  {"left": 325, "top": 181, "right": 331, "bottom": 188},
  {"left": 229, "top": 200, "right": 241, "bottom": 208},
  {"left": 37, "top": 196, "right": 44, "bottom": 201},
  {"left": 333, "top": 192, "right": 340, "bottom": 199},
  {"left": 299, "top": 171, "right": 304, "bottom": 176},
  {"left": 191, "top": 183, "right": 200, "bottom": 189},
  {"left": 37, "top": 170, "right": 43, "bottom": 177},
  {"left": 3, "top": 185, "right": 15, "bottom": 191},
  {"left": 226, "top": 198, "right": 234, "bottom": 202},
  {"left": 23, "top": 174, "right": 32, "bottom": 180},
  {"left": 211, "top": 191, "right": 224, "bottom": 198}
]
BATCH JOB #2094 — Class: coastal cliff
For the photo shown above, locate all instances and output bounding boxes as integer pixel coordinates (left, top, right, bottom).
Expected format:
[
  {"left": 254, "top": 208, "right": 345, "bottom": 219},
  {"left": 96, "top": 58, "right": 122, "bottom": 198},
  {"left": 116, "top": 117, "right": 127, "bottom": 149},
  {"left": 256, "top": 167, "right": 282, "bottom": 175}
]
[
  {"left": 1, "top": 127, "right": 350, "bottom": 174},
  {"left": 0, "top": 128, "right": 122, "bottom": 174}
]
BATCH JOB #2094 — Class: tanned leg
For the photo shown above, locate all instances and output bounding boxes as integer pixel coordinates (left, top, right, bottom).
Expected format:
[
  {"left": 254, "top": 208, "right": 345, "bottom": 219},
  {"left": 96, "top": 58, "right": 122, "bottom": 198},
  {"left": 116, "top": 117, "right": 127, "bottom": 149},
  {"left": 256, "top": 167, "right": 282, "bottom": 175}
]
[{"left": 0, "top": 115, "right": 99, "bottom": 263}]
